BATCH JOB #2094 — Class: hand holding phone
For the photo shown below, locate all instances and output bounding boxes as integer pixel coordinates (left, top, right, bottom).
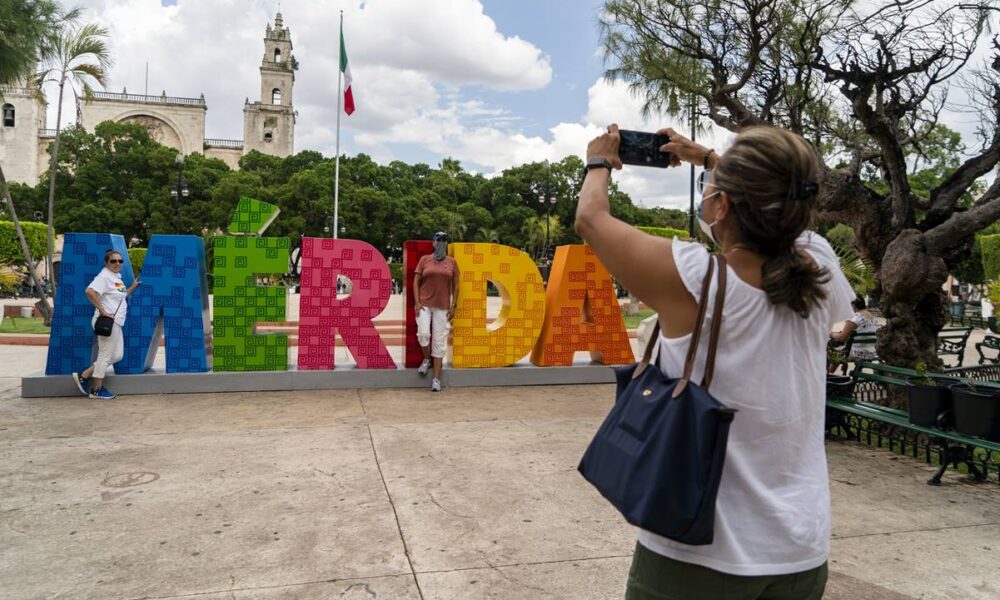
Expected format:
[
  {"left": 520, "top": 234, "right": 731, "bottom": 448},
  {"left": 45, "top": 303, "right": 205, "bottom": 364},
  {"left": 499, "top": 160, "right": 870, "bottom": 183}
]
[{"left": 618, "top": 130, "right": 673, "bottom": 168}]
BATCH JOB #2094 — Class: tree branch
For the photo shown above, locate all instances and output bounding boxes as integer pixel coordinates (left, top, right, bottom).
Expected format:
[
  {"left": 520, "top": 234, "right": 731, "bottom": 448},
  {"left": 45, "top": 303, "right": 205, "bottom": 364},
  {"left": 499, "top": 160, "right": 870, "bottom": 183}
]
[{"left": 925, "top": 194, "right": 1000, "bottom": 254}]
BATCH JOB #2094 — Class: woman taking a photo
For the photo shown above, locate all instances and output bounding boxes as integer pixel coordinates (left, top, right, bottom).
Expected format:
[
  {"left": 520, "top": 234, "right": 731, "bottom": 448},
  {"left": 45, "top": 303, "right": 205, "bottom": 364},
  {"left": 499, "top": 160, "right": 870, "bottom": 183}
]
[
  {"left": 578, "top": 124, "right": 854, "bottom": 599},
  {"left": 73, "top": 249, "right": 139, "bottom": 399}
]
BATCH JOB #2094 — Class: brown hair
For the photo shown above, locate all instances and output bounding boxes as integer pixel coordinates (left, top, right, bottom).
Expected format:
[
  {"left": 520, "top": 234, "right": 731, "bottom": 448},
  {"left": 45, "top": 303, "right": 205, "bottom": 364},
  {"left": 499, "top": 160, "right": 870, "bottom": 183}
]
[
  {"left": 104, "top": 249, "right": 122, "bottom": 264},
  {"left": 713, "top": 126, "right": 828, "bottom": 318}
]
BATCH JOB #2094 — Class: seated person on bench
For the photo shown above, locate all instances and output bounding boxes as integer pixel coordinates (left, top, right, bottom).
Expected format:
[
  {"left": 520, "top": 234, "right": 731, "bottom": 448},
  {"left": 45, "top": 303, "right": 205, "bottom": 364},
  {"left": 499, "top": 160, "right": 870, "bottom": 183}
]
[{"left": 830, "top": 296, "right": 878, "bottom": 361}]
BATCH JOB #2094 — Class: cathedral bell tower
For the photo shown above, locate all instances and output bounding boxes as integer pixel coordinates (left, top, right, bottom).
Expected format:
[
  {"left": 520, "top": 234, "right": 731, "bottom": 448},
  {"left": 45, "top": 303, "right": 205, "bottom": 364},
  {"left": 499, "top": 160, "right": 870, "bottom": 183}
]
[{"left": 243, "top": 12, "right": 296, "bottom": 157}]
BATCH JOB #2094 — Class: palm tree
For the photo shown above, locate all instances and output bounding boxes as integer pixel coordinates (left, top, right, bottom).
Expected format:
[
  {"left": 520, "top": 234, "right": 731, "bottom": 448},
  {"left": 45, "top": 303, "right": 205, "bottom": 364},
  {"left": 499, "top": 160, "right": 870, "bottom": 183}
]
[
  {"left": 37, "top": 21, "right": 112, "bottom": 287},
  {"left": 475, "top": 227, "right": 501, "bottom": 244},
  {"left": 0, "top": 0, "right": 78, "bottom": 322}
]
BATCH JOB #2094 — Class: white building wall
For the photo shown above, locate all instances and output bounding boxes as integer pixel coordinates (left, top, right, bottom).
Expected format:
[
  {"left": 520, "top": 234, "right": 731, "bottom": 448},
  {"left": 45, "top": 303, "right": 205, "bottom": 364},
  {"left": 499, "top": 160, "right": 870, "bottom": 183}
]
[
  {"left": 79, "top": 92, "right": 207, "bottom": 156},
  {"left": 0, "top": 85, "right": 47, "bottom": 184}
]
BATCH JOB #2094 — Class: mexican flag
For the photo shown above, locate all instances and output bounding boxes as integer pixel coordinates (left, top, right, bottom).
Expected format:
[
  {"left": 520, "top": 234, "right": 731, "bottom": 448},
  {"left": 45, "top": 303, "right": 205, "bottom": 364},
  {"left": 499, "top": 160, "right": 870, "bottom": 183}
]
[{"left": 340, "top": 23, "right": 355, "bottom": 116}]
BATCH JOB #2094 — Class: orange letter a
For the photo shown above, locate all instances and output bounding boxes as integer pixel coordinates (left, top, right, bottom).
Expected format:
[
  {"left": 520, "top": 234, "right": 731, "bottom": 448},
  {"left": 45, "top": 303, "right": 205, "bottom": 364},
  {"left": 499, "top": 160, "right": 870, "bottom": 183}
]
[{"left": 530, "top": 245, "right": 635, "bottom": 366}]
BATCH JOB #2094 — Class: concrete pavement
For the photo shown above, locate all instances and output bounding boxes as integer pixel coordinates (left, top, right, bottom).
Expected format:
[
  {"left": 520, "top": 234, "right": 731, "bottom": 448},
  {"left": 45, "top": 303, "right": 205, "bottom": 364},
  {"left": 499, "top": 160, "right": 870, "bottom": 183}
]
[{"left": 2, "top": 375, "right": 999, "bottom": 599}]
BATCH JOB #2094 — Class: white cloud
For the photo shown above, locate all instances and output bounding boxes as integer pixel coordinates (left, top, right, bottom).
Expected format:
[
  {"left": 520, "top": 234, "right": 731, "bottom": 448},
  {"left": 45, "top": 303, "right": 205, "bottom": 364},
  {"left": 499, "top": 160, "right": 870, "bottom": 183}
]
[{"left": 50, "top": 0, "right": 552, "bottom": 145}]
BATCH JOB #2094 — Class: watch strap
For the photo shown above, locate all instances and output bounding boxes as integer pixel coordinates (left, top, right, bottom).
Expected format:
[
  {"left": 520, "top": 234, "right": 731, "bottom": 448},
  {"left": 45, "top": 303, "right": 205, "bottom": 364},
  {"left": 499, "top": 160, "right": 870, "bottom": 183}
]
[{"left": 585, "top": 157, "right": 614, "bottom": 173}]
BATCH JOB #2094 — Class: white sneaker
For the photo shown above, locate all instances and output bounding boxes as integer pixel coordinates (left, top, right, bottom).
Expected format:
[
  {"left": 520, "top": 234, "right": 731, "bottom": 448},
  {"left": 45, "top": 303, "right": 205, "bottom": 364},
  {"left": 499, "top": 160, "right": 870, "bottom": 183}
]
[
  {"left": 431, "top": 378, "right": 441, "bottom": 392},
  {"left": 417, "top": 359, "right": 431, "bottom": 376}
]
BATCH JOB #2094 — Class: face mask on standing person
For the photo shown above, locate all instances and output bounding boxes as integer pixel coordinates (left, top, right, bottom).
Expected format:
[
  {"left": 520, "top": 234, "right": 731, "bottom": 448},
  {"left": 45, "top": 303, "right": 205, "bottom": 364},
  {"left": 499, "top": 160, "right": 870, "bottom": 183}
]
[{"left": 432, "top": 232, "right": 449, "bottom": 260}]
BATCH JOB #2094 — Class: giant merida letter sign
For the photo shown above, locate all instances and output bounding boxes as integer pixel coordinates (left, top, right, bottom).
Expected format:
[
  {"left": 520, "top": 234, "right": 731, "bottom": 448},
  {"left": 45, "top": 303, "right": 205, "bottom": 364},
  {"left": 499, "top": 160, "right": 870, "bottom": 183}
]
[
  {"left": 45, "top": 198, "right": 634, "bottom": 375},
  {"left": 212, "top": 198, "right": 289, "bottom": 372}
]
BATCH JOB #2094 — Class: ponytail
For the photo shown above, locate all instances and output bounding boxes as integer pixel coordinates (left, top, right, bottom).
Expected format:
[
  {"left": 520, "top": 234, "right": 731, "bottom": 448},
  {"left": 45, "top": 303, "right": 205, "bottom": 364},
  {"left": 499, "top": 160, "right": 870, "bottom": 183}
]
[
  {"left": 713, "top": 126, "right": 828, "bottom": 318},
  {"left": 761, "top": 247, "right": 829, "bottom": 319}
]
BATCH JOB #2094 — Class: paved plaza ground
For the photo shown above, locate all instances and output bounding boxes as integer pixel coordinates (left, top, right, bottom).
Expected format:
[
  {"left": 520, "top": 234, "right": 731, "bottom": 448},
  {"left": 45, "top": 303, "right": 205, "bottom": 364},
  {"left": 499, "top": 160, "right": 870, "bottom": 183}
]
[{"left": 1, "top": 345, "right": 999, "bottom": 599}]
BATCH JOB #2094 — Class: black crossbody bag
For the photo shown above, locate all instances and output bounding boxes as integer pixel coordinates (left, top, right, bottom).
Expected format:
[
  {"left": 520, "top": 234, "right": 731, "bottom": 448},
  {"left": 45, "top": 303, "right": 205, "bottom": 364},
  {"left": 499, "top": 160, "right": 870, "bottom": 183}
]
[
  {"left": 578, "top": 254, "right": 737, "bottom": 545},
  {"left": 94, "top": 297, "right": 125, "bottom": 337}
]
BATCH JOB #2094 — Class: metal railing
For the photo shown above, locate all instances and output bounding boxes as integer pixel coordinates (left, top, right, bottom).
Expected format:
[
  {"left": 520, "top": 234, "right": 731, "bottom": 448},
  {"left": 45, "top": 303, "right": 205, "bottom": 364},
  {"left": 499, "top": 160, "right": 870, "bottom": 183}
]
[
  {"left": 88, "top": 91, "right": 205, "bottom": 106},
  {"left": 0, "top": 85, "right": 34, "bottom": 96},
  {"left": 38, "top": 129, "right": 57, "bottom": 137},
  {"left": 204, "top": 138, "right": 244, "bottom": 149}
]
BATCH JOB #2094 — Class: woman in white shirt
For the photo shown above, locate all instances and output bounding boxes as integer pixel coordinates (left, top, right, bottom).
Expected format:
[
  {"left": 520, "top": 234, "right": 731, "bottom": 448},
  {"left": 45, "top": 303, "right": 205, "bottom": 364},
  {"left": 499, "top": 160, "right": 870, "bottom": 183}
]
[
  {"left": 73, "top": 249, "right": 139, "bottom": 399},
  {"left": 577, "top": 125, "right": 854, "bottom": 599},
  {"left": 830, "top": 297, "right": 878, "bottom": 361}
]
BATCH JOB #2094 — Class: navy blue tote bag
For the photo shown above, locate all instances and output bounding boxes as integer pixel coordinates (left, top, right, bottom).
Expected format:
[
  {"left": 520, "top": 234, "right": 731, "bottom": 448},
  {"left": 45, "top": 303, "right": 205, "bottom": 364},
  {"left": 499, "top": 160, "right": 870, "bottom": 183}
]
[{"left": 578, "top": 254, "right": 736, "bottom": 545}]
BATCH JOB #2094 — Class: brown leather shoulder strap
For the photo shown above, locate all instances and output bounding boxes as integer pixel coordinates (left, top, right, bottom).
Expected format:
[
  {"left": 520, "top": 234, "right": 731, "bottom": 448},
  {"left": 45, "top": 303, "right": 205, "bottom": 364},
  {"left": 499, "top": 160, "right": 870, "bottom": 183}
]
[
  {"left": 701, "top": 255, "right": 728, "bottom": 390},
  {"left": 668, "top": 255, "right": 716, "bottom": 394}
]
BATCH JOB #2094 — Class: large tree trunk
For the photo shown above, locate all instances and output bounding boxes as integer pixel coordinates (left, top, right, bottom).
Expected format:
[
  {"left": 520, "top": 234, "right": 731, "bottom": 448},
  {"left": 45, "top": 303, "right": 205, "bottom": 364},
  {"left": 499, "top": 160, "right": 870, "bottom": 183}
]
[
  {"left": 869, "top": 230, "right": 950, "bottom": 408},
  {"left": 44, "top": 78, "right": 66, "bottom": 290},
  {"left": 1, "top": 163, "right": 53, "bottom": 323}
]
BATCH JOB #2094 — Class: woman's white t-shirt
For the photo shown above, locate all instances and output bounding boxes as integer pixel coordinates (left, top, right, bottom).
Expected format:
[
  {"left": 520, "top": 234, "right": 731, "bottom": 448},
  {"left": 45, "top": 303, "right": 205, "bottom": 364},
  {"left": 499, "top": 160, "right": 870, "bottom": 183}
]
[
  {"left": 87, "top": 267, "right": 128, "bottom": 326},
  {"left": 637, "top": 232, "right": 854, "bottom": 576}
]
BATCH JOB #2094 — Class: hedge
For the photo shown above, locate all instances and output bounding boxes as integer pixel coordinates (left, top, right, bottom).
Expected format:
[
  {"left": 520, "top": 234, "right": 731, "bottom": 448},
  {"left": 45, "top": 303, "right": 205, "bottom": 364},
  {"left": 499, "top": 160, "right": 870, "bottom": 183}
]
[
  {"left": 981, "top": 234, "right": 1000, "bottom": 281},
  {"left": 128, "top": 248, "right": 147, "bottom": 272},
  {"left": 637, "top": 225, "right": 692, "bottom": 240},
  {"left": 0, "top": 221, "right": 48, "bottom": 267}
]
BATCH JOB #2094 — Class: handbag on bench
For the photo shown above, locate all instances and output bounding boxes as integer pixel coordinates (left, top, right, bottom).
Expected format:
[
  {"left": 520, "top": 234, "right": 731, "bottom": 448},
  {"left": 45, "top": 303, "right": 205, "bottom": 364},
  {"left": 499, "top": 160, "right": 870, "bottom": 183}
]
[{"left": 578, "top": 254, "right": 736, "bottom": 545}]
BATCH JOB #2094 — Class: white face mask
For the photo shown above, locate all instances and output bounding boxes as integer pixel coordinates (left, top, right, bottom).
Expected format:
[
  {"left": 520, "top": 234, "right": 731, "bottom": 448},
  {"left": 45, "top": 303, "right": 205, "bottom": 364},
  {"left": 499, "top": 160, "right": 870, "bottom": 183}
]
[{"left": 696, "top": 193, "right": 720, "bottom": 246}]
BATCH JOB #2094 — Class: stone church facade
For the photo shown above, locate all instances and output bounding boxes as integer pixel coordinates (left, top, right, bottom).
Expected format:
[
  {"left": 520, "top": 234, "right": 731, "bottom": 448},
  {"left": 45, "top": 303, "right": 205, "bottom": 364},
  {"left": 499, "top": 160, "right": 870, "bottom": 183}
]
[{"left": 0, "top": 12, "right": 296, "bottom": 184}]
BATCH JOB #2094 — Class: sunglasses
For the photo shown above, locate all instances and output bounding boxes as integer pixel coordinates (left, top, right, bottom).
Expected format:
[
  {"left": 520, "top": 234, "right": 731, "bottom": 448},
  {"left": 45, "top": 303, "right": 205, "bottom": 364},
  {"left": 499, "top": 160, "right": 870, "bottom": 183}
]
[
  {"left": 108, "top": 259, "right": 124, "bottom": 264},
  {"left": 696, "top": 170, "right": 713, "bottom": 194}
]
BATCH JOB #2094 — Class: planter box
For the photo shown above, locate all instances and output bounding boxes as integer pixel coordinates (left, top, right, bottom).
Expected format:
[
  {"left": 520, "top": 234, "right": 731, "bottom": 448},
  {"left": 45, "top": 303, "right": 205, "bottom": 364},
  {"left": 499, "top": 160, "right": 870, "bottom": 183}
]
[
  {"left": 826, "top": 374, "right": 854, "bottom": 400},
  {"left": 952, "top": 386, "right": 1000, "bottom": 442},
  {"left": 907, "top": 384, "right": 952, "bottom": 427}
]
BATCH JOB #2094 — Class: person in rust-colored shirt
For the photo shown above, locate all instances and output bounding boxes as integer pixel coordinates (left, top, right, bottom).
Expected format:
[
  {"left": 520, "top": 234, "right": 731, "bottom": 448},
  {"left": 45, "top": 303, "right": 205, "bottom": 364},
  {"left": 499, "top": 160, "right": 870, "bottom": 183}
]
[{"left": 413, "top": 231, "right": 460, "bottom": 391}]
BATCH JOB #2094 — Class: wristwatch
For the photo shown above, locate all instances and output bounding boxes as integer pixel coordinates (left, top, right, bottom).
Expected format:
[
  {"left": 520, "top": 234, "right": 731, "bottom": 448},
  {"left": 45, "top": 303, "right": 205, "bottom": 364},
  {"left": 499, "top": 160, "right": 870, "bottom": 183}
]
[{"left": 585, "top": 156, "right": 614, "bottom": 174}]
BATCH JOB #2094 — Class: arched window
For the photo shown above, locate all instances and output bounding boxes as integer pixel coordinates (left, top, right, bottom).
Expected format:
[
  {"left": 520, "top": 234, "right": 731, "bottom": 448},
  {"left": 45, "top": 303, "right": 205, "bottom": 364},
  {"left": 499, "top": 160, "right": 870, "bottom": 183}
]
[
  {"left": 2, "top": 104, "right": 13, "bottom": 127},
  {"left": 264, "top": 132, "right": 273, "bottom": 143},
  {"left": 274, "top": 48, "right": 282, "bottom": 62},
  {"left": 271, "top": 88, "right": 281, "bottom": 105}
]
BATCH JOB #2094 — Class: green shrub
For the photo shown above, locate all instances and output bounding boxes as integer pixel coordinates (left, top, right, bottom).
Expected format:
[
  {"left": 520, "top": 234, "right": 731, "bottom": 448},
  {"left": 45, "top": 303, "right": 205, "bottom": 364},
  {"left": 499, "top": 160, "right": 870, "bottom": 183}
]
[
  {"left": 980, "top": 234, "right": 1000, "bottom": 280},
  {"left": 128, "top": 247, "right": 147, "bottom": 272},
  {"left": 637, "top": 225, "right": 691, "bottom": 240},
  {"left": 0, "top": 221, "right": 48, "bottom": 267}
]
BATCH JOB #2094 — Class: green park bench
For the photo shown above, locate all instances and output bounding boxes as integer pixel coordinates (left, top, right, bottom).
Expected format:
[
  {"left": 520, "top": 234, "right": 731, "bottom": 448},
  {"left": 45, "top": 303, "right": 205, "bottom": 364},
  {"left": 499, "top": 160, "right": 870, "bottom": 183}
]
[
  {"left": 976, "top": 335, "right": 1000, "bottom": 365},
  {"left": 948, "top": 314, "right": 991, "bottom": 330},
  {"left": 937, "top": 326, "right": 973, "bottom": 368},
  {"left": 827, "top": 362, "right": 1000, "bottom": 485},
  {"left": 829, "top": 331, "right": 879, "bottom": 375},
  {"left": 832, "top": 327, "right": 972, "bottom": 373}
]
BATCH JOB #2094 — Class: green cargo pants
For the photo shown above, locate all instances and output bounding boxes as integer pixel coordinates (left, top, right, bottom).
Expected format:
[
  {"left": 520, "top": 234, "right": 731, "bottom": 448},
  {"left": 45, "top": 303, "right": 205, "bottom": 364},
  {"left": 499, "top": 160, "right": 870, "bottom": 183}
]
[{"left": 625, "top": 542, "right": 827, "bottom": 600}]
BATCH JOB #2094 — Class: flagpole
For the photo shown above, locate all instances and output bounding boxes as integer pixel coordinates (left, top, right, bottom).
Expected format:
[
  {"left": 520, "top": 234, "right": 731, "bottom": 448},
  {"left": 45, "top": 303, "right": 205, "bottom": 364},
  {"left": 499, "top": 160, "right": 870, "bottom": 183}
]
[{"left": 334, "top": 10, "right": 343, "bottom": 240}]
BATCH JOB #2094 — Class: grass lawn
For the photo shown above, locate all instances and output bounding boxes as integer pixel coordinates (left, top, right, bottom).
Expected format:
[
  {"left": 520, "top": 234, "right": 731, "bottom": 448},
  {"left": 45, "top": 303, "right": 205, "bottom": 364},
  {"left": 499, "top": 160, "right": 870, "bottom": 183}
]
[
  {"left": 0, "top": 316, "right": 50, "bottom": 334},
  {"left": 621, "top": 307, "right": 655, "bottom": 330}
]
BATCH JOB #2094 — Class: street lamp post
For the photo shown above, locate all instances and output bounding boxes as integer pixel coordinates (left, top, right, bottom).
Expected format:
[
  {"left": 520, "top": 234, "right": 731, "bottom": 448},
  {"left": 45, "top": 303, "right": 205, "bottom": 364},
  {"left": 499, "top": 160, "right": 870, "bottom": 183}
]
[
  {"left": 537, "top": 192, "right": 557, "bottom": 259},
  {"left": 169, "top": 153, "right": 189, "bottom": 234}
]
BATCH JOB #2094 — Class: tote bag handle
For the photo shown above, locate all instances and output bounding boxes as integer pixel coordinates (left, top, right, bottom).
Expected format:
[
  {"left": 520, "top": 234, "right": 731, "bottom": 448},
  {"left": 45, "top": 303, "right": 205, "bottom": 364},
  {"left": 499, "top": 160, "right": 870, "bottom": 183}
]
[{"left": 633, "top": 254, "right": 728, "bottom": 395}]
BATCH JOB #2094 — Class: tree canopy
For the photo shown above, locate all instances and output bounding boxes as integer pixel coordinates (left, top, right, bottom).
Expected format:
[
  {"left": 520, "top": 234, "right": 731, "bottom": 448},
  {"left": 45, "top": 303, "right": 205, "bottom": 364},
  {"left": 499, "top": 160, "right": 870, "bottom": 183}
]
[{"left": 3, "top": 121, "right": 688, "bottom": 271}]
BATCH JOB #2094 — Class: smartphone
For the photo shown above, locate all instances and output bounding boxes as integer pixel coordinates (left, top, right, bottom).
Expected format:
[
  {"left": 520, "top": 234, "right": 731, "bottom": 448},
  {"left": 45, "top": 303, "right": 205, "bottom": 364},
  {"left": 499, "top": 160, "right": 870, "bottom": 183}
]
[{"left": 618, "top": 130, "right": 672, "bottom": 168}]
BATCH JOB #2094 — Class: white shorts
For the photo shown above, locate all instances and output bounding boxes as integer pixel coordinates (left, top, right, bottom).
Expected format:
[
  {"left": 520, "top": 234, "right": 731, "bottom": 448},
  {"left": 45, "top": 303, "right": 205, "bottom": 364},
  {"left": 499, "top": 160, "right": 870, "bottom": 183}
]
[{"left": 416, "top": 307, "right": 451, "bottom": 359}]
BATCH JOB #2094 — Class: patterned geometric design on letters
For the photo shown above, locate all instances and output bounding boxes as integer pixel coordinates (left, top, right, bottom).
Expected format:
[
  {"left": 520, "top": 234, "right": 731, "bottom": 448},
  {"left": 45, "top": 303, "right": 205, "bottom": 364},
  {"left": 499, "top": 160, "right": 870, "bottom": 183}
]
[
  {"left": 530, "top": 245, "right": 634, "bottom": 366},
  {"left": 211, "top": 235, "right": 289, "bottom": 371},
  {"left": 117, "top": 235, "right": 211, "bottom": 374},
  {"left": 403, "top": 240, "right": 434, "bottom": 368},
  {"left": 228, "top": 197, "right": 280, "bottom": 236},
  {"left": 296, "top": 238, "right": 396, "bottom": 370},
  {"left": 450, "top": 243, "right": 546, "bottom": 368},
  {"left": 45, "top": 233, "right": 132, "bottom": 375}
]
